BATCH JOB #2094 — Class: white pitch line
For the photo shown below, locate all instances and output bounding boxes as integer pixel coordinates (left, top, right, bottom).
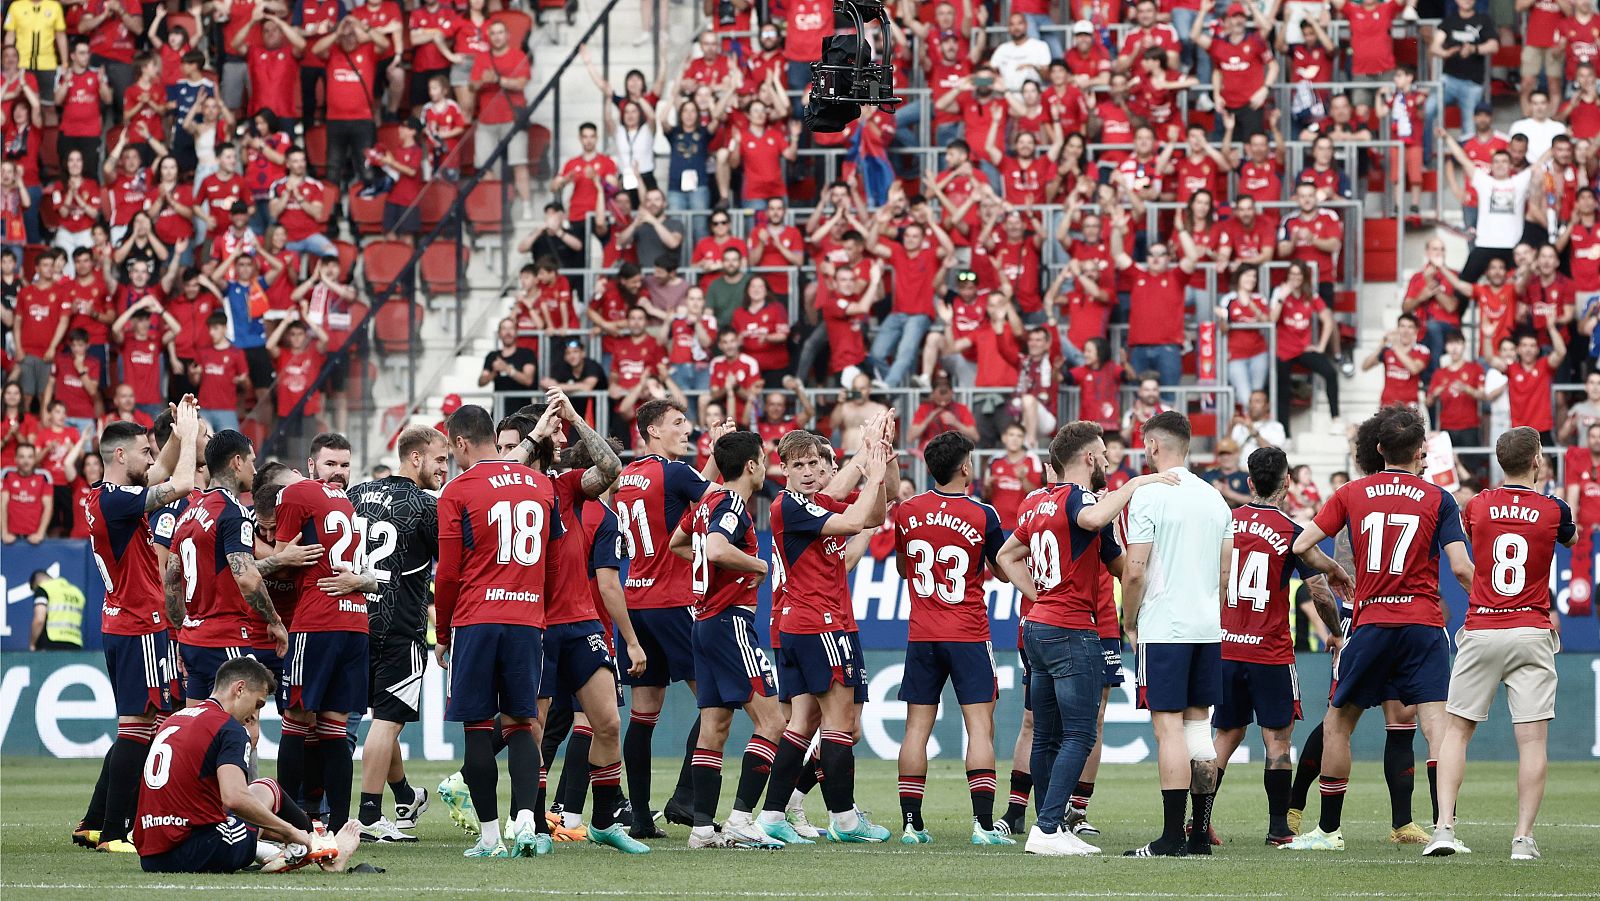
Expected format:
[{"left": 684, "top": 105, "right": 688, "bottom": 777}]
[{"left": 5, "top": 885, "right": 1600, "bottom": 898}]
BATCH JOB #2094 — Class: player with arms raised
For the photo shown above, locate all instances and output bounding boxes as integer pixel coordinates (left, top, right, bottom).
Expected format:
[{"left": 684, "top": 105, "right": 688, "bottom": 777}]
[
  {"left": 77, "top": 402, "right": 200, "bottom": 853},
  {"left": 1427, "top": 426, "right": 1574, "bottom": 860},
  {"left": 1212, "top": 447, "right": 1350, "bottom": 845},
  {"left": 435, "top": 404, "right": 564, "bottom": 859},
  {"left": 768, "top": 428, "right": 891, "bottom": 843},
  {"left": 669, "top": 430, "right": 789, "bottom": 849},
  {"left": 272, "top": 433, "right": 371, "bottom": 832},
  {"left": 610, "top": 398, "right": 728, "bottom": 837},
  {"left": 1287, "top": 405, "right": 1475, "bottom": 851},
  {"left": 345, "top": 425, "right": 449, "bottom": 841},
  {"left": 892, "top": 431, "right": 1013, "bottom": 847},
  {"left": 996, "top": 421, "right": 1175, "bottom": 857}
]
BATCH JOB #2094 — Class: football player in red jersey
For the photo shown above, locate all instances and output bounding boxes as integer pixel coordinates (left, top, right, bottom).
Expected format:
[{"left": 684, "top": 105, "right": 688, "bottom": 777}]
[
  {"left": 996, "top": 421, "right": 1175, "bottom": 857},
  {"left": 1213, "top": 447, "right": 1349, "bottom": 846},
  {"left": 1427, "top": 428, "right": 1575, "bottom": 860},
  {"left": 767, "top": 426, "right": 891, "bottom": 842},
  {"left": 271, "top": 433, "right": 370, "bottom": 833},
  {"left": 610, "top": 398, "right": 730, "bottom": 837},
  {"left": 892, "top": 432, "right": 1013, "bottom": 846},
  {"left": 1287, "top": 406, "right": 1476, "bottom": 851},
  {"left": 76, "top": 402, "right": 200, "bottom": 853},
  {"left": 134, "top": 656, "right": 351, "bottom": 874},
  {"left": 435, "top": 404, "right": 564, "bottom": 858},
  {"left": 667, "top": 430, "right": 789, "bottom": 849}
]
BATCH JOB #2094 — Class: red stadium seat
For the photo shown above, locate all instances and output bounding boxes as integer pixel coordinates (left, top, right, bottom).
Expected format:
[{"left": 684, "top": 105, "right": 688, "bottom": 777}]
[
  {"left": 304, "top": 125, "right": 328, "bottom": 173},
  {"left": 376, "top": 122, "right": 403, "bottom": 151},
  {"left": 374, "top": 300, "right": 426, "bottom": 355},
  {"left": 417, "top": 180, "right": 458, "bottom": 231},
  {"left": 348, "top": 185, "right": 388, "bottom": 236},
  {"left": 527, "top": 123, "right": 552, "bottom": 179},
  {"left": 164, "top": 11, "right": 200, "bottom": 42},
  {"left": 362, "top": 240, "right": 414, "bottom": 295},
  {"left": 464, "top": 180, "right": 508, "bottom": 237},
  {"left": 38, "top": 126, "right": 60, "bottom": 182},
  {"left": 318, "top": 183, "right": 339, "bottom": 224},
  {"left": 332, "top": 240, "right": 359, "bottom": 281},
  {"left": 487, "top": 10, "right": 534, "bottom": 50},
  {"left": 420, "top": 240, "right": 470, "bottom": 297}
]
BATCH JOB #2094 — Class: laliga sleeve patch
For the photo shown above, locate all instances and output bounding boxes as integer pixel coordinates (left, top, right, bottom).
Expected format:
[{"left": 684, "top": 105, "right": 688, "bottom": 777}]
[
  {"left": 154, "top": 512, "right": 177, "bottom": 539},
  {"left": 719, "top": 511, "right": 740, "bottom": 533}
]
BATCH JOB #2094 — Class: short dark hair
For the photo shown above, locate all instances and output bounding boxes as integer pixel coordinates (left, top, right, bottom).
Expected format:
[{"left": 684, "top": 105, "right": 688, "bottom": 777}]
[
  {"left": 1246, "top": 446, "right": 1290, "bottom": 498},
  {"left": 213, "top": 655, "right": 275, "bottom": 694},
  {"left": 254, "top": 461, "right": 289, "bottom": 490},
  {"left": 205, "top": 429, "right": 253, "bottom": 474},
  {"left": 618, "top": 261, "right": 642, "bottom": 280},
  {"left": 1496, "top": 426, "right": 1544, "bottom": 477},
  {"left": 1397, "top": 312, "right": 1420, "bottom": 328},
  {"left": 100, "top": 420, "right": 148, "bottom": 454},
  {"left": 713, "top": 430, "right": 764, "bottom": 478},
  {"left": 309, "top": 432, "right": 351, "bottom": 457},
  {"left": 253, "top": 480, "right": 285, "bottom": 518},
  {"left": 1142, "top": 411, "right": 1191, "bottom": 450},
  {"left": 448, "top": 404, "right": 496, "bottom": 445},
  {"left": 1375, "top": 405, "right": 1427, "bottom": 467},
  {"left": 1050, "top": 420, "right": 1104, "bottom": 473},
  {"left": 206, "top": 310, "right": 228, "bottom": 328},
  {"left": 635, "top": 398, "right": 686, "bottom": 441},
  {"left": 924, "top": 431, "right": 975, "bottom": 485}
]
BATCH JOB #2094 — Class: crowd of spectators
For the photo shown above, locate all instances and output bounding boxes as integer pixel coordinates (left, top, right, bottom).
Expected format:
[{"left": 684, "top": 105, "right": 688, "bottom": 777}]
[{"left": 13, "top": 0, "right": 1600, "bottom": 541}]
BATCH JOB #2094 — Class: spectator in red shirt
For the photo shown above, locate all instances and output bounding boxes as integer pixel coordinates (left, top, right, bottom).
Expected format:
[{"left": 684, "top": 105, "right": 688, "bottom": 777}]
[
  {"left": 920, "top": 268, "right": 984, "bottom": 387},
  {"left": 409, "top": 0, "right": 462, "bottom": 107},
  {"left": 1427, "top": 329, "right": 1487, "bottom": 449},
  {"left": 606, "top": 306, "right": 667, "bottom": 399},
  {"left": 110, "top": 297, "right": 180, "bottom": 417},
  {"left": 265, "top": 311, "right": 329, "bottom": 449},
  {"left": 1495, "top": 323, "right": 1567, "bottom": 442},
  {"left": 1192, "top": 2, "right": 1276, "bottom": 138},
  {"left": 1010, "top": 325, "right": 1061, "bottom": 447},
  {"left": 820, "top": 260, "right": 881, "bottom": 386},
  {"left": 724, "top": 99, "right": 800, "bottom": 209},
  {"left": 471, "top": 20, "right": 534, "bottom": 215},
  {"left": 13, "top": 250, "right": 69, "bottom": 412},
  {"left": 707, "top": 327, "right": 762, "bottom": 423},
  {"left": 190, "top": 310, "right": 251, "bottom": 432},
  {"left": 935, "top": 64, "right": 1009, "bottom": 185},
  {"left": 311, "top": 17, "right": 391, "bottom": 194},
  {"left": 1270, "top": 260, "right": 1341, "bottom": 435},
  {"left": 908, "top": 377, "right": 979, "bottom": 453},
  {"left": 379, "top": 117, "right": 425, "bottom": 244},
  {"left": 1276, "top": 181, "right": 1346, "bottom": 321},
  {"left": 1362, "top": 312, "right": 1431, "bottom": 409},
  {"left": 230, "top": 8, "right": 306, "bottom": 122},
  {"left": 1217, "top": 266, "right": 1272, "bottom": 411},
  {"left": 1112, "top": 213, "right": 1196, "bottom": 397},
  {"left": 0, "top": 383, "right": 40, "bottom": 470},
  {"left": 983, "top": 423, "right": 1042, "bottom": 530},
  {"left": 732, "top": 276, "right": 789, "bottom": 383},
  {"left": 67, "top": 448, "right": 102, "bottom": 539},
  {"left": 1, "top": 442, "right": 51, "bottom": 544},
  {"left": 1064, "top": 20, "right": 1111, "bottom": 89},
  {"left": 267, "top": 147, "right": 335, "bottom": 258},
  {"left": 866, "top": 209, "right": 954, "bottom": 387},
  {"left": 551, "top": 120, "right": 620, "bottom": 243},
  {"left": 54, "top": 43, "right": 113, "bottom": 177},
  {"left": 32, "top": 400, "right": 77, "bottom": 531},
  {"left": 45, "top": 328, "right": 103, "bottom": 435}
]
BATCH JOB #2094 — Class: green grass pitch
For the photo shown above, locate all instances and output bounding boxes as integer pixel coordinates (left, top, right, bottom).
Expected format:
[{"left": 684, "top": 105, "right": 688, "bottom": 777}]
[{"left": 3, "top": 758, "right": 1598, "bottom": 898}]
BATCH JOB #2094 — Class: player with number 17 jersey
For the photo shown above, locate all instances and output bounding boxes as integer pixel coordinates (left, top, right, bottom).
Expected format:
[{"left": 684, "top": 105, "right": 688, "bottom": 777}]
[
  {"left": 892, "top": 489, "right": 1005, "bottom": 706},
  {"left": 611, "top": 454, "right": 710, "bottom": 685}
]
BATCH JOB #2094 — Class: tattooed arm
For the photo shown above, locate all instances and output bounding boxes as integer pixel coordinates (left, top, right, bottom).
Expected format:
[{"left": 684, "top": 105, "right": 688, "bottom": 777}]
[
  {"left": 164, "top": 552, "right": 187, "bottom": 628},
  {"left": 255, "top": 540, "right": 324, "bottom": 575},
  {"left": 551, "top": 389, "right": 623, "bottom": 498},
  {"left": 229, "top": 551, "right": 289, "bottom": 656}
]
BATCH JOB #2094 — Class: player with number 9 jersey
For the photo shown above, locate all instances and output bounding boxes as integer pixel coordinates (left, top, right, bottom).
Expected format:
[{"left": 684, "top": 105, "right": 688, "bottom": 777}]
[
  {"left": 611, "top": 453, "right": 710, "bottom": 686},
  {"left": 893, "top": 486, "right": 1005, "bottom": 708},
  {"left": 173, "top": 487, "right": 268, "bottom": 700}
]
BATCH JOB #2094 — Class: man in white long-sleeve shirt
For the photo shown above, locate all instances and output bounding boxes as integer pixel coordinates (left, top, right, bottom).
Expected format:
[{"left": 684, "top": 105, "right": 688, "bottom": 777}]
[{"left": 1119, "top": 411, "right": 1234, "bottom": 858}]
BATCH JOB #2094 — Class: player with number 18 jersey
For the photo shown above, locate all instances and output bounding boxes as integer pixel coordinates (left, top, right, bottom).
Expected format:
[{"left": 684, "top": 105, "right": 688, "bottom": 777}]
[{"left": 892, "top": 489, "right": 1005, "bottom": 707}]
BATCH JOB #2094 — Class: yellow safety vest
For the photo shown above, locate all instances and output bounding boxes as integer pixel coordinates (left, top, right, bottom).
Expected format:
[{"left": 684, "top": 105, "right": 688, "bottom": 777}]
[{"left": 37, "top": 577, "right": 84, "bottom": 647}]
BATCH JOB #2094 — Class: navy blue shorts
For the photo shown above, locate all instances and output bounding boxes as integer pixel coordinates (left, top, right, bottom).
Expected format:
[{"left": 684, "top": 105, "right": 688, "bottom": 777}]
[
  {"left": 1214, "top": 660, "right": 1303, "bottom": 730},
  {"left": 777, "top": 630, "right": 863, "bottom": 700},
  {"left": 285, "top": 630, "right": 370, "bottom": 715},
  {"left": 619, "top": 606, "right": 696, "bottom": 688},
  {"left": 848, "top": 631, "right": 869, "bottom": 704},
  {"left": 1331, "top": 624, "right": 1451, "bottom": 709},
  {"left": 104, "top": 631, "right": 180, "bottom": 716},
  {"left": 1100, "top": 637, "right": 1125, "bottom": 687},
  {"left": 692, "top": 608, "right": 778, "bottom": 709},
  {"left": 540, "top": 620, "right": 616, "bottom": 705},
  {"left": 446, "top": 622, "right": 543, "bottom": 721},
  {"left": 1018, "top": 646, "right": 1033, "bottom": 712},
  {"left": 898, "top": 640, "right": 998, "bottom": 706},
  {"left": 252, "top": 647, "right": 285, "bottom": 713},
  {"left": 1136, "top": 642, "right": 1222, "bottom": 712},
  {"left": 139, "top": 816, "right": 258, "bottom": 873},
  {"left": 179, "top": 644, "right": 256, "bottom": 701}
]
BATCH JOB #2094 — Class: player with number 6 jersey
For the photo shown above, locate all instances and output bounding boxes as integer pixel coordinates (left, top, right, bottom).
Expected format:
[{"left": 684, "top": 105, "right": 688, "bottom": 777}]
[
  {"left": 1289, "top": 406, "right": 1476, "bottom": 852},
  {"left": 892, "top": 432, "right": 1011, "bottom": 847}
]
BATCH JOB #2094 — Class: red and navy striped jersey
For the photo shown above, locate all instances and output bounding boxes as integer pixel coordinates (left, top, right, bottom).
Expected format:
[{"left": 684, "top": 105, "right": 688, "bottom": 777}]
[
  {"left": 892, "top": 489, "right": 1005, "bottom": 642},
  {"left": 132, "top": 698, "right": 250, "bottom": 856},
  {"left": 273, "top": 479, "right": 370, "bottom": 633},
  {"left": 691, "top": 489, "right": 761, "bottom": 620},
  {"left": 547, "top": 469, "right": 599, "bottom": 626},
  {"left": 173, "top": 488, "right": 263, "bottom": 648},
  {"left": 612, "top": 455, "right": 710, "bottom": 609},
  {"left": 1462, "top": 485, "right": 1574, "bottom": 630},
  {"left": 772, "top": 490, "right": 854, "bottom": 635},
  {"left": 1010, "top": 483, "right": 1120, "bottom": 631},
  {"left": 436, "top": 460, "right": 563, "bottom": 632},
  {"left": 85, "top": 481, "right": 167, "bottom": 636},
  {"left": 1312, "top": 469, "right": 1466, "bottom": 628},
  {"left": 1224, "top": 503, "right": 1315, "bottom": 664}
]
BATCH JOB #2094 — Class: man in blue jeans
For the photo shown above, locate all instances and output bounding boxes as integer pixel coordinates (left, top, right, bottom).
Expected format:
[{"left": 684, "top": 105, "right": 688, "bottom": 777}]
[
  {"left": 996, "top": 421, "right": 1177, "bottom": 857},
  {"left": 865, "top": 209, "right": 954, "bottom": 386},
  {"left": 1113, "top": 226, "right": 1195, "bottom": 402}
]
